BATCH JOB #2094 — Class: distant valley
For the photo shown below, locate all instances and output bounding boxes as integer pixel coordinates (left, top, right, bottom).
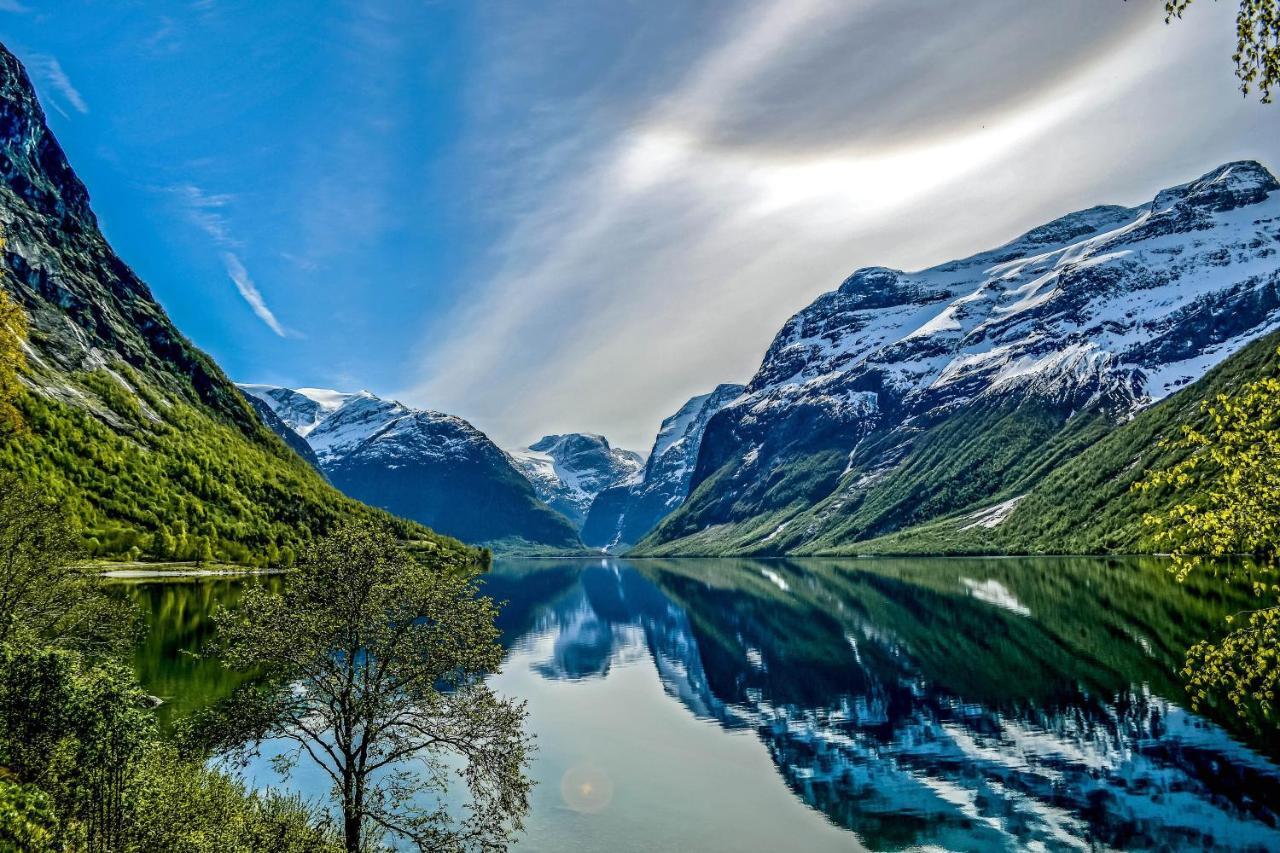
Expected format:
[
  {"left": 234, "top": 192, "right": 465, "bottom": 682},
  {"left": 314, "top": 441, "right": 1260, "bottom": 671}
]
[{"left": 239, "top": 161, "right": 1280, "bottom": 558}]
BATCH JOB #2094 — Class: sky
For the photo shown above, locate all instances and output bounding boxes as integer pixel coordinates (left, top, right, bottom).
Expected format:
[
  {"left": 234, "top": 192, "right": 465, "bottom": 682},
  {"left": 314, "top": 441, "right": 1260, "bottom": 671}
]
[{"left": 2, "top": 1, "right": 1278, "bottom": 451}]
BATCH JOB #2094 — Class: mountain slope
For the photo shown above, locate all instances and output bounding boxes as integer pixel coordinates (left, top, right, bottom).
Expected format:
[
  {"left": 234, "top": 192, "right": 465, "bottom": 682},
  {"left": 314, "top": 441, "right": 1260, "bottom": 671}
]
[
  {"left": 242, "top": 394, "right": 324, "bottom": 471},
  {"left": 845, "top": 328, "right": 1280, "bottom": 555},
  {"left": 506, "top": 433, "right": 643, "bottom": 528},
  {"left": 240, "top": 385, "right": 583, "bottom": 550},
  {"left": 581, "top": 383, "right": 744, "bottom": 549},
  {"left": 638, "top": 161, "right": 1280, "bottom": 556},
  {"left": 0, "top": 43, "right": 465, "bottom": 565}
]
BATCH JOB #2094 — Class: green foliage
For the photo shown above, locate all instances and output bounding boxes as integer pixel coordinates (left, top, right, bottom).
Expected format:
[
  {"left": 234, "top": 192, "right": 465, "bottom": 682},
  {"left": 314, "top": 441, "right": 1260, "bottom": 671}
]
[
  {"left": 0, "top": 372, "right": 468, "bottom": 566},
  {"left": 1166, "top": 0, "right": 1280, "bottom": 102},
  {"left": 1136, "top": 348, "right": 1280, "bottom": 724},
  {"left": 0, "top": 777, "right": 57, "bottom": 853},
  {"left": 638, "top": 398, "right": 1114, "bottom": 557},
  {"left": 206, "top": 521, "right": 533, "bottom": 852},
  {"left": 816, "top": 330, "right": 1280, "bottom": 556},
  {"left": 0, "top": 645, "right": 152, "bottom": 850},
  {"left": 0, "top": 475, "right": 136, "bottom": 653},
  {"left": 127, "top": 746, "right": 342, "bottom": 853},
  {"left": 0, "top": 280, "right": 26, "bottom": 436},
  {"left": 0, "top": 642, "right": 342, "bottom": 852}
]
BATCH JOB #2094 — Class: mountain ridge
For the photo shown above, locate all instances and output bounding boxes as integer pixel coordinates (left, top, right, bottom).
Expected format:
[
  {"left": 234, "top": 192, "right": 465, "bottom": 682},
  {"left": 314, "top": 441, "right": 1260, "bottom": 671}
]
[
  {"left": 581, "top": 383, "right": 745, "bottom": 549},
  {"left": 636, "top": 160, "right": 1280, "bottom": 556},
  {"left": 506, "top": 433, "right": 643, "bottom": 528},
  {"left": 239, "top": 384, "right": 584, "bottom": 551},
  {"left": 0, "top": 43, "right": 468, "bottom": 564}
]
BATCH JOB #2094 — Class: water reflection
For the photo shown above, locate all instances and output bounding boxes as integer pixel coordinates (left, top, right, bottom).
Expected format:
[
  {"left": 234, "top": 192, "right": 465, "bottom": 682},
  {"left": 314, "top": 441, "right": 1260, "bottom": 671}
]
[
  {"left": 486, "top": 556, "right": 1280, "bottom": 851},
  {"left": 113, "top": 557, "right": 1280, "bottom": 851},
  {"left": 111, "top": 574, "right": 283, "bottom": 727}
]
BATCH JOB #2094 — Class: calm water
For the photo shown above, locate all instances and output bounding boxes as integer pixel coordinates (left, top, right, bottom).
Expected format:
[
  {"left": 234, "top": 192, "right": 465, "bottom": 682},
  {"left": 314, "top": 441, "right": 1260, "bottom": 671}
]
[{"left": 111, "top": 557, "right": 1280, "bottom": 852}]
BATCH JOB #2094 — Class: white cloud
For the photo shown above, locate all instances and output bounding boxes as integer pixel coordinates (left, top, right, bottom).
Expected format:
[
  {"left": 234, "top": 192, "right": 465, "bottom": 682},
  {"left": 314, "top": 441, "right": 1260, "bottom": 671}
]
[
  {"left": 170, "top": 183, "right": 238, "bottom": 247},
  {"left": 28, "top": 54, "right": 88, "bottom": 115},
  {"left": 0, "top": 1, "right": 29, "bottom": 13},
  {"left": 222, "top": 252, "right": 286, "bottom": 338},
  {"left": 408, "top": 0, "right": 1280, "bottom": 450},
  {"left": 168, "top": 184, "right": 289, "bottom": 338}
]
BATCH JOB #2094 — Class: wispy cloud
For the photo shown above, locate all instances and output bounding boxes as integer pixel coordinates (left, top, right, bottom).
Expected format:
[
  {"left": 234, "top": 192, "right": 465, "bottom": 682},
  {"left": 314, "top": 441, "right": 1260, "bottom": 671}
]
[
  {"left": 222, "top": 252, "right": 286, "bottom": 337},
  {"left": 143, "top": 16, "right": 183, "bottom": 56},
  {"left": 28, "top": 54, "right": 88, "bottom": 115},
  {"left": 168, "top": 183, "right": 288, "bottom": 337},
  {"left": 0, "top": 1, "right": 29, "bottom": 13},
  {"left": 408, "top": 0, "right": 1274, "bottom": 450},
  {"left": 170, "top": 183, "right": 239, "bottom": 247}
]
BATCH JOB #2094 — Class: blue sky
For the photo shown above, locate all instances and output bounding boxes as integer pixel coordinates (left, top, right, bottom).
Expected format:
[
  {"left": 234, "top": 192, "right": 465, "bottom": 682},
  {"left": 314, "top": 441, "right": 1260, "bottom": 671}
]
[{"left": 2, "top": 1, "right": 1279, "bottom": 450}]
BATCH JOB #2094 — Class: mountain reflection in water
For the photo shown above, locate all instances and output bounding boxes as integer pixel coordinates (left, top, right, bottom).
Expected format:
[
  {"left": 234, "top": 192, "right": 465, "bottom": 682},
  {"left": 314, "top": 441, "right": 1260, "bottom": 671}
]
[
  {"left": 115, "top": 556, "right": 1280, "bottom": 851},
  {"left": 484, "top": 557, "right": 1280, "bottom": 852}
]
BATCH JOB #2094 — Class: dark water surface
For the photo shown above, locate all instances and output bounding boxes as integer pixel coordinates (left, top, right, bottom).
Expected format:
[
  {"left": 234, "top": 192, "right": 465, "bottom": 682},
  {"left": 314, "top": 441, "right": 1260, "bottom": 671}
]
[{"left": 111, "top": 557, "right": 1280, "bottom": 852}]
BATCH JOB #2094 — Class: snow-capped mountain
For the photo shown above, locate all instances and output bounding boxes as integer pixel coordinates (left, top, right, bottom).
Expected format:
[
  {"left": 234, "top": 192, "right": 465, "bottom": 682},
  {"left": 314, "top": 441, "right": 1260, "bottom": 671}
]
[
  {"left": 238, "top": 385, "right": 582, "bottom": 549},
  {"left": 236, "top": 384, "right": 353, "bottom": 438},
  {"left": 506, "top": 434, "right": 643, "bottom": 527},
  {"left": 241, "top": 394, "right": 324, "bottom": 471},
  {"left": 581, "top": 383, "right": 744, "bottom": 549},
  {"left": 643, "top": 161, "right": 1280, "bottom": 554}
]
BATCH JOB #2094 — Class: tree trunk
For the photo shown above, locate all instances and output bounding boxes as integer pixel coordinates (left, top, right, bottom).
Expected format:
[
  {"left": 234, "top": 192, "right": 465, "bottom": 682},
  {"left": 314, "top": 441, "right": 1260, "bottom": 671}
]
[
  {"left": 343, "top": 764, "right": 360, "bottom": 853},
  {"left": 344, "top": 807, "right": 361, "bottom": 853}
]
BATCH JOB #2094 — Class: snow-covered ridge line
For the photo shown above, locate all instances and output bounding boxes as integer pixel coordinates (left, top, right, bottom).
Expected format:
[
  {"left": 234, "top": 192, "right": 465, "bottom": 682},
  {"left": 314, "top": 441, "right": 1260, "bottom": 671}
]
[
  {"left": 642, "top": 160, "right": 1280, "bottom": 553},
  {"left": 740, "top": 160, "right": 1280, "bottom": 419},
  {"left": 236, "top": 383, "right": 586, "bottom": 547}
]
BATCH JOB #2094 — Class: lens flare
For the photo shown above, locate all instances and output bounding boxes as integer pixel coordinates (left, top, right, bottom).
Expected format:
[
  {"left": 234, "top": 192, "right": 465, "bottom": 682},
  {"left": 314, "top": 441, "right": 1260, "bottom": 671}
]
[{"left": 560, "top": 763, "right": 614, "bottom": 814}]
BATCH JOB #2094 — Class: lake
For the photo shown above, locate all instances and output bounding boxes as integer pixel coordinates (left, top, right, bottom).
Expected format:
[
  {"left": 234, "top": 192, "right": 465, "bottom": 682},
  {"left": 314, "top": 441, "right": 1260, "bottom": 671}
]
[{"left": 111, "top": 556, "right": 1280, "bottom": 852}]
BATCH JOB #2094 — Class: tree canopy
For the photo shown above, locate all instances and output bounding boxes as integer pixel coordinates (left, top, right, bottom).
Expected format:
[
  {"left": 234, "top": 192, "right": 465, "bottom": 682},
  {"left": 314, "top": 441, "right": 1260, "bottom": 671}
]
[
  {"left": 0, "top": 283, "right": 25, "bottom": 436},
  {"left": 208, "top": 521, "right": 532, "bottom": 853},
  {"left": 1166, "top": 0, "right": 1280, "bottom": 102},
  {"left": 1137, "top": 351, "right": 1280, "bottom": 723}
]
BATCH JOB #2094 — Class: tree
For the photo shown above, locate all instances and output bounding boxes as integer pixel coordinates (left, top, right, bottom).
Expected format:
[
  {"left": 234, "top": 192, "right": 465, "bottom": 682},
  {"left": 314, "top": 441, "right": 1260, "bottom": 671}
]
[
  {"left": 209, "top": 522, "right": 532, "bottom": 853},
  {"left": 0, "top": 645, "right": 153, "bottom": 851},
  {"left": 0, "top": 474, "right": 133, "bottom": 654},
  {"left": 196, "top": 536, "right": 214, "bottom": 566},
  {"left": 0, "top": 643, "right": 339, "bottom": 851},
  {"left": 1136, "top": 355, "right": 1280, "bottom": 722},
  {"left": 156, "top": 526, "right": 177, "bottom": 561},
  {"left": 1164, "top": 0, "right": 1280, "bottom": 102}
]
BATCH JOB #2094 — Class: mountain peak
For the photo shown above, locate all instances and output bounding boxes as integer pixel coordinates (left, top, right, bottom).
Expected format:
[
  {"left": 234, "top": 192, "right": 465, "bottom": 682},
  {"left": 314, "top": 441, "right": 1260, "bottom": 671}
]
[
  {"left": 0, "top": 45, "right": 93, "bottom": 226},
  {"left": 529, "top": 433, "right": 611, "bottom": 454},
  {"left": 837, "top": 266, "right": 904, "bottom": 297},
  {"left": 1151, "top": 159, "right": 1278, "bottom": 213},
  {"left": 509, "top": 432, "right": 643, "bottom": 528}
]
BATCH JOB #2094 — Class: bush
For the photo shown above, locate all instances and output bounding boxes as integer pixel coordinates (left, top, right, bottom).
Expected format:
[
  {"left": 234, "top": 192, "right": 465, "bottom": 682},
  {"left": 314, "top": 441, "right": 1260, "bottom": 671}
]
[
  {"left": 0, "top": 643, "right": 340, "bottom": 851},
  {"left": 0, "top": 777, "right": 57, "bottom": 852},
  {"left": 126, "top": 747, "right": 341, "bottom": 852}
]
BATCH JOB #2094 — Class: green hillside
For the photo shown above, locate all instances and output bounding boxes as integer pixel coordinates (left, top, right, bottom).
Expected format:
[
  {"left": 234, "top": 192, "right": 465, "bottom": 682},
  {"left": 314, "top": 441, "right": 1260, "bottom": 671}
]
[
  {"left": 635, "top": 329, "right": 1280, "bottom": 558},
  {"left": 0, "top": 45, "right": 466, "bottom": 566},
  {"left": 833, "top": 329, "right": 1280, "bottom": 555}
]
